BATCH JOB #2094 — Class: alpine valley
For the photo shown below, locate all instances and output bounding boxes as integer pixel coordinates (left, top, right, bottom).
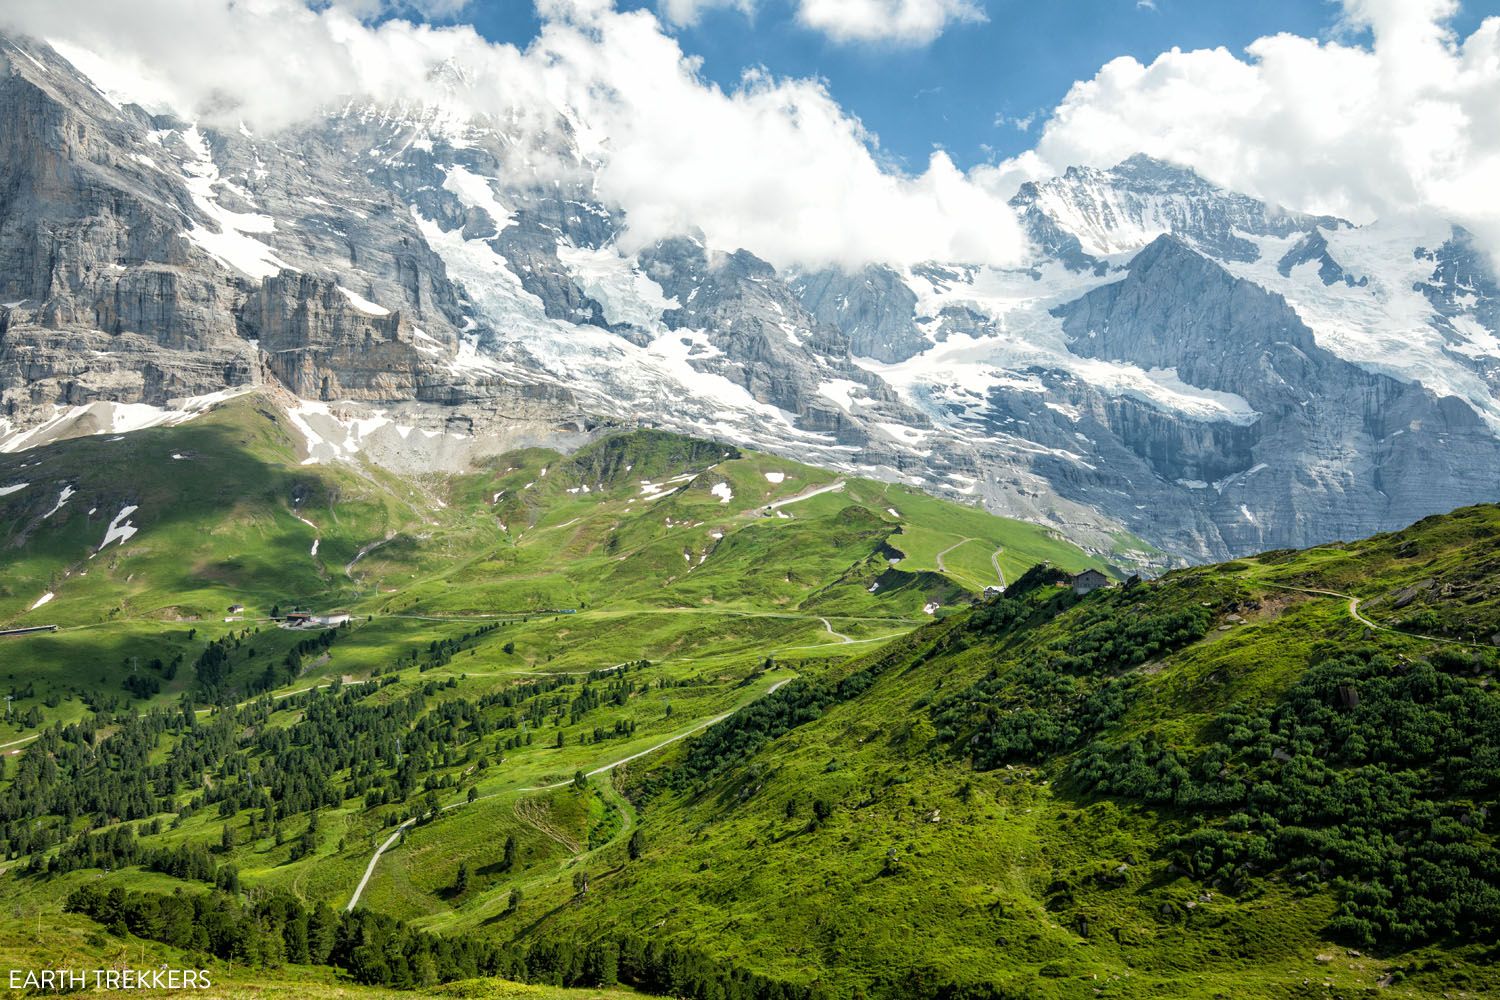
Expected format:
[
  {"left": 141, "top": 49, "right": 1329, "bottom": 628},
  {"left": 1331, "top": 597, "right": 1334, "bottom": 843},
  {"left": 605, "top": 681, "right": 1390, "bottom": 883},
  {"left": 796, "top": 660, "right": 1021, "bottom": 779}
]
[{"left": 0, "top": 26, "right": 1497, "bottom": 1000}]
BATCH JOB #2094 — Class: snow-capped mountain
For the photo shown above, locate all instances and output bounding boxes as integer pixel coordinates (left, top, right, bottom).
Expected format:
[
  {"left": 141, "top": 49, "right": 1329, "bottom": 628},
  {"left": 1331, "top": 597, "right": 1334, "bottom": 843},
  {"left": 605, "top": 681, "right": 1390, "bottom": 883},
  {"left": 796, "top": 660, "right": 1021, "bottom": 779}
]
[
  {"left": 1011, "top": 153, "right": 1347, "bottom": 264},
  {"left": 2, "top": 33, "right": 1497, "bottom": 566}
]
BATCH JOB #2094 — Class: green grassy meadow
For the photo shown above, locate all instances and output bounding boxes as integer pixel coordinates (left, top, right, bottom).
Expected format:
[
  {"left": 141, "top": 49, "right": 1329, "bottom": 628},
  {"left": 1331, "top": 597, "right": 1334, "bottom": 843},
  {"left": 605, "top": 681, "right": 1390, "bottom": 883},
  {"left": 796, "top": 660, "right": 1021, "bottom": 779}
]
[{"left": 0, "top": 395, "right": 1494, "bottom": 999}]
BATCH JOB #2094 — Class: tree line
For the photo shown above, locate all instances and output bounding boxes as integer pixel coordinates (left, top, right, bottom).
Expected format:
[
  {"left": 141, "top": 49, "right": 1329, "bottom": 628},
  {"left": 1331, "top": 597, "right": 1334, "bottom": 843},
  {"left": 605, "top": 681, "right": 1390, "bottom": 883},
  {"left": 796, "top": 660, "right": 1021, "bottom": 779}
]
[{"left": 1071, "top": 644, "right": 1500, "bottom": 950}]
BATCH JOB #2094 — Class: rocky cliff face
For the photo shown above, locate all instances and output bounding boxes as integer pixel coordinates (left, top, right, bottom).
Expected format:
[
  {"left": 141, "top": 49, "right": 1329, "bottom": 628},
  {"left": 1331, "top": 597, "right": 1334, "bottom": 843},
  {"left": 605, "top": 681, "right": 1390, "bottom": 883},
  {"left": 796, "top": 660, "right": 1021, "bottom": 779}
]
[
  {"left": 788, "top": 266, "right": 926, "bottom": 364},
  {"left": 778, "top": 161, "right": 1500, "bottom": 560},
  {"left": 0, "top": 39, "right": 251, "bottom": 422},
  {"left": 0, "top": 34, "right": 592, "bottom": 448},
  {"left": 1054, "top": 237, "right": 1500, "bottom": 552},
  {"left": 2, "top": 32, "right": 1497, "bottom": 567}
]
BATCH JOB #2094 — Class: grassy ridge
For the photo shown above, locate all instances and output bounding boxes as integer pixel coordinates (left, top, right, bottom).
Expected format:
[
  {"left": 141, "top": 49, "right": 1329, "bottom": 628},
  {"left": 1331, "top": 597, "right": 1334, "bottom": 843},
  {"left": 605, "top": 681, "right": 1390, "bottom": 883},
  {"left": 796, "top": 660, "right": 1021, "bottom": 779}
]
[{"left": 497, "top": 508, "right": 1500, "bottom": 999}]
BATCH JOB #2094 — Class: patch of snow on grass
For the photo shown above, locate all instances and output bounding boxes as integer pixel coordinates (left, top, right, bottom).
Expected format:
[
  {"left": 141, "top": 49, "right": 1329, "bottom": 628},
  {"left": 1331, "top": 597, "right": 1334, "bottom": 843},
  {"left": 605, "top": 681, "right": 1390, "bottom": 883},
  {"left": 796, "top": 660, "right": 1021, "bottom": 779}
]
[
  {"left": 0, "top": 387, "right": 257, "bottom": 454},
  {"left": 710, "top": 482, "right": 733, "bottom": 504},
  {"left": 99, "top": 505, "right": 140, "bottom": 549},
  {"left": 765, "top": 479, "right": 847, "bottom": 510},
  {"left": 764, "top": 471, "right": 786, "bottom": 484},
  {"left": 30, "top": 592, "right": 54, "bottom": 610},
  {"left": 0, "top": 482, "right": 27, "bottom": 497},
  {"left": 638, "top": 480, "right": 677, "bottom": 501},
  {"left": 43, "top": 485, "right": 76, "bottom": 518}
]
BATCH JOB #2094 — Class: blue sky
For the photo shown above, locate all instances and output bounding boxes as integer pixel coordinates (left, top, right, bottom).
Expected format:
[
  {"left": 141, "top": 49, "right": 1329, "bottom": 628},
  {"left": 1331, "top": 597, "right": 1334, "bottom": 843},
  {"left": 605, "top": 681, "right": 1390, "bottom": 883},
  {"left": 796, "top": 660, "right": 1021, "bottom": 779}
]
[{"left": 457, "top": 0, "right": 1498, "bottom": 172}]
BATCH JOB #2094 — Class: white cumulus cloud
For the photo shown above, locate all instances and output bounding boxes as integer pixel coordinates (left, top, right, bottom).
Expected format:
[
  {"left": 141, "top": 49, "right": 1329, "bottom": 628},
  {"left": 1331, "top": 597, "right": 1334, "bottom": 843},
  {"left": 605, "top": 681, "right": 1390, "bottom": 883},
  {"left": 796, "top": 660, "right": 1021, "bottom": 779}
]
[
  {"left": 537, "top": 5, "right": 1022, "bottom": 266},
  {"left": 794, "top": 0, "right": 986, "bottom": 45},
  {"left": 5, "top": 0, "right": 1498, "bottom": 270},
  {"left": 657, "top": 0, "right": 754, "bottom": 29},
  {"left": 659, "top": 0, "right": 985, "bottom": 44},
  {"left": 0, "top": 0, "right": 1027, "bottom": 271},
  {"left": 977, "top": 0, "right": 1500, "bottom": 262}
]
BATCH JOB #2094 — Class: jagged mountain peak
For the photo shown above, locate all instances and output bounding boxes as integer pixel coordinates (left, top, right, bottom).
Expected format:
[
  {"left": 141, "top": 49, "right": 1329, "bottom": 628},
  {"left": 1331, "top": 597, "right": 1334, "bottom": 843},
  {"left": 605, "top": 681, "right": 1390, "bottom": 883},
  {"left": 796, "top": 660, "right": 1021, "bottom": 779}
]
[
  {"left": 425, "top": 55, "right": 474, "bottom": 91},
  {"left": 1, "top": 32, "right": 68, "bottom": 79},
  {"left": 1058, "top": 153, "right": 1207, "bottom": 191},
  {"left": 1012, "top": 154, "right": 1347, "bottom": 264},
  {"left": 1124, "top": 231, "right": 1222, "bottom": 273}
]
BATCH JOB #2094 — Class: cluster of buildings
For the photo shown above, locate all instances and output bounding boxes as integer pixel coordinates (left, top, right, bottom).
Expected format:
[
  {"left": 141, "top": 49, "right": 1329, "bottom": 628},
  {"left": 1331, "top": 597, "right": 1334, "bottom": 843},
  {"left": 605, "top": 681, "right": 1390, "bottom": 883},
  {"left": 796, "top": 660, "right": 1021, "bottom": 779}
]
[{"left": 223, "top": 603, "right": 351, "bottom": 628}]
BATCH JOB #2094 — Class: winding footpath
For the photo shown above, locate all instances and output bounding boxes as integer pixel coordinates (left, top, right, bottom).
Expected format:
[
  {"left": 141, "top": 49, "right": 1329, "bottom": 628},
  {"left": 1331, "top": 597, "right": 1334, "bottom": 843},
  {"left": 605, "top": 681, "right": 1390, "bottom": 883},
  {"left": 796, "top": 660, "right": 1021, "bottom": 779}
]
[
  {"left": 933, "top": 537, "right": 975, "bottom": 576},
  {"left": 347, "top": 821, "right": 415, "bottom": 911},
  {"left": 345, "top": 676, "right": 791, "bottom": 911},
  {"left": 934, "top": 537, "right": 1007, "bottom": 590},
  {"left": 819, "top": 617, "right": 853, "bottom": 643},
  {"left": 762, "top": 479, "right": 846, "bottom": 512},
  {"left": 0, "top": 733, "right": 39, "bottom": 752},
  {"left": 1260, "top": 583, "right": 1489, "bottom": 649},
  {"left": 345, "top": 534, "right": 396, "bottom": 579}
]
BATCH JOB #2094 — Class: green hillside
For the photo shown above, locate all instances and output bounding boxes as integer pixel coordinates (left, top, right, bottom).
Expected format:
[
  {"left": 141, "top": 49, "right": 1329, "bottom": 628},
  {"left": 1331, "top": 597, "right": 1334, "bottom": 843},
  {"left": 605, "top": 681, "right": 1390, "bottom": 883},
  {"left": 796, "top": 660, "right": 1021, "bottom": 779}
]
[
  {"left": 0, "top": 394, "right": 1115, "bottom": 739},
  {"left": 439, "top": 506, "right": 1499, "bottom": 999},
  {"left": 0, "top": 396, "right": 1493, "bottom": 999}
]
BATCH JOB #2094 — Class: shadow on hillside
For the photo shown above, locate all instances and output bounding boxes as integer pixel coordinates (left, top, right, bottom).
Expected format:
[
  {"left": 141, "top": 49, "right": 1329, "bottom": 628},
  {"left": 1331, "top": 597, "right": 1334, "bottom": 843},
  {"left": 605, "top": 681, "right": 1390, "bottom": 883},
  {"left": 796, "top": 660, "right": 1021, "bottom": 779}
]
[{"left": 0, "top": 410, "right": 424, "bottom": 711}]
